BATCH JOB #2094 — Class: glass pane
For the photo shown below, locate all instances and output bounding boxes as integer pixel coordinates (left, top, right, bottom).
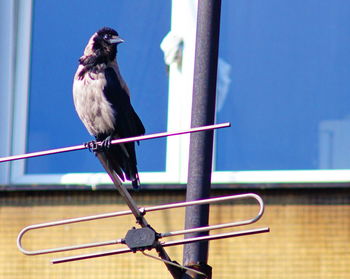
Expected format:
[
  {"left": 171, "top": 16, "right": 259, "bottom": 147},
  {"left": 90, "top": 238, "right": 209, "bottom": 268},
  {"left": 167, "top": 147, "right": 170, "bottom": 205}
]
[
  {"left": 26, "top": 0, "right": 170, "bottom": 174},
  {"left": 215, "top": 1, "right": 350, "bottom": 171}
]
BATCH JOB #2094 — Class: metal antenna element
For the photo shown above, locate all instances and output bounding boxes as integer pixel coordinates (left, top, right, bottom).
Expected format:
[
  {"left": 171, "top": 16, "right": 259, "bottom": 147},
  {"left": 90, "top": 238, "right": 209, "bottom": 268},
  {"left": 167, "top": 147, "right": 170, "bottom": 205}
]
[
  {"left": 0, "top": 123, "right": 230, "bottom": 163},
  {"left": 95, "top": 151, "right": 182, "bottom": 278},
  {"left": 14, "top": 121, "right": 270, "bottom": 278},
  {"left": 50, "top": 227, "right": 269, "bottom": 265},
  {"left": 17, "top": 193, "right": 269, "bottom": 264}
]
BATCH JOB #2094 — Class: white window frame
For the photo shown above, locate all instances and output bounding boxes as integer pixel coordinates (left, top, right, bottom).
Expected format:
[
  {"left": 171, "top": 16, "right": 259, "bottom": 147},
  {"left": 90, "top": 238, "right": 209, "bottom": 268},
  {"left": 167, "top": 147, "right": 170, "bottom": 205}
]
[
  {"left": 2, "top": 0, "right": 350, "bottom": 187},
  {"left": 0, "top": 0, "right": 16, "bottom": 185}
]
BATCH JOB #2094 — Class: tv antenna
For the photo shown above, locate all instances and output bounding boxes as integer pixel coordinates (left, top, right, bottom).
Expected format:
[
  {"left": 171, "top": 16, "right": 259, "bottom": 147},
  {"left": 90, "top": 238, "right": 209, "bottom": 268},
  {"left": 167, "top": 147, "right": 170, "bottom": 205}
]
[{"left": 5, "top": 123, "right": 270, "bottom": 278}]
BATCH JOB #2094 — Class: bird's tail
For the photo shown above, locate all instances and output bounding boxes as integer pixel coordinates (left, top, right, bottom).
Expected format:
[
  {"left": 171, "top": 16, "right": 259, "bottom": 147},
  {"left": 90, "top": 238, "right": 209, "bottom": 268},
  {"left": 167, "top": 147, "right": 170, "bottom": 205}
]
[
  {"left": 104, "top": 142, "right": 141, "bottom": 189},
  {"left": 123, "top": 142, "right": 141, "bottom": 190}
]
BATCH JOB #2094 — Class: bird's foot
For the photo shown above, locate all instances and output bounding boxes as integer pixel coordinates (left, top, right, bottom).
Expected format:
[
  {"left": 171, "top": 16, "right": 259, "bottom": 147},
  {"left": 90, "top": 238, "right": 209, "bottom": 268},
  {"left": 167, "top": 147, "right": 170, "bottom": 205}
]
[
  {"left": 84, "top": 140, "right": 99, "bottom": 153},
  {"left": 84, "top": 136, "right": 113, "bottom": 154},
  {"left": 100, "top": 135, "right": 113, "bottom": 150}
]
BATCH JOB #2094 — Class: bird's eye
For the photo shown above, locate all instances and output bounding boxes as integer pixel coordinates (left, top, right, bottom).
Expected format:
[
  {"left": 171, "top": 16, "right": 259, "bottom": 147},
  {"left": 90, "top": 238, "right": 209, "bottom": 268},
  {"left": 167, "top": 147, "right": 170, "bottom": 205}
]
[{"left": 103, "top": 34, "right": 109, "bottom": 40}]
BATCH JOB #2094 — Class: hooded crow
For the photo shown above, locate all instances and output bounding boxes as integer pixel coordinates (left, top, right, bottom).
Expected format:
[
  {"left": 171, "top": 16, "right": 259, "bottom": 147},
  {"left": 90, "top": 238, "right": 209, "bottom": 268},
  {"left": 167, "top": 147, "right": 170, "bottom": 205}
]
[{"left": 73, "top": 27, "right": 145, "bottom": 189}]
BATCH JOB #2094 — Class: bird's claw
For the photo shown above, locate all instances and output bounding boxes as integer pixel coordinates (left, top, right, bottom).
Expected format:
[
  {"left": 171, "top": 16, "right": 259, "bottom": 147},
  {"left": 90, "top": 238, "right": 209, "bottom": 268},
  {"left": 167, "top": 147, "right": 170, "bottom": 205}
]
[
  {"left": 101, "top": 136, "right": 112, "bottom": 150},
  {"left": 84, "top": 136, "right": 113, "bottom": 153}
]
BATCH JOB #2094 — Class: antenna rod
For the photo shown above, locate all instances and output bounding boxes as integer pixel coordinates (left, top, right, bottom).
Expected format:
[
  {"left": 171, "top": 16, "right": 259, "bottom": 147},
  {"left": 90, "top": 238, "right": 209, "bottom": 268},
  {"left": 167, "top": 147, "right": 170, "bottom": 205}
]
[
  {"left": 0, "top": 123, "right": 230, "bottom": 163},
  {"left": 95, "top": 152, "right": 183, "bottom": 278}
]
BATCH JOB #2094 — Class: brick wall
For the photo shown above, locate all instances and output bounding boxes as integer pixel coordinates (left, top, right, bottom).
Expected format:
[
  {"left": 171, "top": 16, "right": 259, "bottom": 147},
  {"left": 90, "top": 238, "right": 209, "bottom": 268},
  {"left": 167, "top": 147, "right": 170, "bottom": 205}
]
[{"left": 0, "top": 189, "right": 349, "bottom": 278}]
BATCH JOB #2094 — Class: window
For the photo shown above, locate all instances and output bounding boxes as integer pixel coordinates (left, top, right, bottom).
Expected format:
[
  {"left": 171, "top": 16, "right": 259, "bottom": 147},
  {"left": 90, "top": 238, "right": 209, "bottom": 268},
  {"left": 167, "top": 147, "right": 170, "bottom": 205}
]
[
  {"left": 26, "top": 1, "right": 170, "bottom": 173},
  {"left": 6, "top": 0, "right": 176, "bottom": 185},
  {"left": 2, "top": 0, "right": 350, "bottom": 187},
  {"left": 213, "top": 0, "right": 350, "bottom": 183}
]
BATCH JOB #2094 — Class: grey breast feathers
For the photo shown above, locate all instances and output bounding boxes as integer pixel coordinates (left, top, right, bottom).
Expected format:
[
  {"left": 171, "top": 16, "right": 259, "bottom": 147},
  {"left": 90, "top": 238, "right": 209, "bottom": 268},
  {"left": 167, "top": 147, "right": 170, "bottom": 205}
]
[{"left": 73, "top": 64, "right": 116, "bottom": 136}]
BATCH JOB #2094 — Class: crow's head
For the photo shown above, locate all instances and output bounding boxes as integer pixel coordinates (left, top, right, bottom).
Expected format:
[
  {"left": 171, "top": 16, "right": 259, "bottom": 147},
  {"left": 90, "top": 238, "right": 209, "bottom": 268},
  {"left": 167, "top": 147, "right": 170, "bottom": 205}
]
[
  {"left": 83, "top": 27, "right": 124, "bottom": 62},
  {"left": 96, "top": 27, "right": 124, "bottom": 46}
]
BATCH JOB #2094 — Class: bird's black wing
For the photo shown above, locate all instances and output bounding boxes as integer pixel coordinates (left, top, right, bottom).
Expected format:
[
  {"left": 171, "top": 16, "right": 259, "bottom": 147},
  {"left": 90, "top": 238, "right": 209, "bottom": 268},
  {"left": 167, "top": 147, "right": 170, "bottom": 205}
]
[
  {"left": 101, "top": 66, "right": 145, "bottom": 188},
  {"left": 103, "top": 67, "right": 145, "bottom": 137}
]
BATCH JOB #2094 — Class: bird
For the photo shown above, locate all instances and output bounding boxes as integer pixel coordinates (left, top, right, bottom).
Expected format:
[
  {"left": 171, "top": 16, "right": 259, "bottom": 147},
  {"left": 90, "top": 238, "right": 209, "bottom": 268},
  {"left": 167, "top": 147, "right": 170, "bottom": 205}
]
[{"left": 72, "top": 27, "right": 145, "bottom": 189}]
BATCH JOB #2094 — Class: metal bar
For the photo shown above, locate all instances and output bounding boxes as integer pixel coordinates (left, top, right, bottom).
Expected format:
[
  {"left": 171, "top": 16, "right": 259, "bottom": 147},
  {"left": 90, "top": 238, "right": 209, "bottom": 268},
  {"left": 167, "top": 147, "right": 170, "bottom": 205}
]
[
  {"left": 17, "top": 209, "right": 133, "bottom": 255},
  {"left": 145, "top": 193, "right": 263, "bottom": 214},
  {"left": 19, "top": 209, "right": 133, "bottom": 230},
  {"left": 164, "top": 227, "right": 270, "bottom": 248},
  {"left": 21, "top": 239, "right": 122, "bottom": 256},
  {"left": 17, "top": 193, "right": 264, "bottom": 256},
  {"left": 95, "top": 152, "right": 181, "bottom": 279},
  {"left": 51, "top": 227, "right": 270, "bottom": 264},
  {"left": 160, "top": 194, "right": 264, "bottom": 237},
  {"left": 183, "top": 0, "right": 222, "bottom": 276},
  {"left": 52, "top": 247, "right": 133, "bottom": 264},
  {"left": 0, "top": 123, "right": 230, "bottom": 163},
  {"left": 95, "top": 152, "right": 146, "bottom": 222}
]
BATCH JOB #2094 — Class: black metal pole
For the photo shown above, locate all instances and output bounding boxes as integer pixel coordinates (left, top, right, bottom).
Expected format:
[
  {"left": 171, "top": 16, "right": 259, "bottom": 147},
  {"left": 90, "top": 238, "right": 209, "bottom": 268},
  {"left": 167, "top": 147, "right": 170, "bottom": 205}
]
[{"left": 182, "top": 0, "right": 222, "bottom": 278}]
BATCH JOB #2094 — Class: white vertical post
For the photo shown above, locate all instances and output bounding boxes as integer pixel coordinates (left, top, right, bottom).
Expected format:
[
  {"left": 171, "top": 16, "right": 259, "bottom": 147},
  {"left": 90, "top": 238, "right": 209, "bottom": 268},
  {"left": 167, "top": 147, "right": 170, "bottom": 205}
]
[{"left": 0, "top": 0, "right": 16, "bottom": 184}]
